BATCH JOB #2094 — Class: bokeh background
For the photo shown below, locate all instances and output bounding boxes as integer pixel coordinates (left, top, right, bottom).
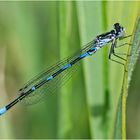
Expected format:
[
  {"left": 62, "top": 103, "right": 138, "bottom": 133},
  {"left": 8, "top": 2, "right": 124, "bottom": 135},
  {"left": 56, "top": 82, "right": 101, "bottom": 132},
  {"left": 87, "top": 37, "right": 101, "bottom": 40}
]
[{"left": 0, "top": 1, "right": 140, "bottom": 139}]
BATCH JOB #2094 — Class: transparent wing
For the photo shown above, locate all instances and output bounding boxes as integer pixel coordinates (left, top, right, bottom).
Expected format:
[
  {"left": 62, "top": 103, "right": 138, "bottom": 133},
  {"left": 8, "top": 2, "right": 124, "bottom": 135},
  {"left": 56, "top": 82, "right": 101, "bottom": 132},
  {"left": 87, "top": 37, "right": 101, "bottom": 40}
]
[
  {"left": 22, "top": 60, "right": 79, "bottom": 105},
  {"left": 18, "top": 39, "right": 95, "bottom": 105}
]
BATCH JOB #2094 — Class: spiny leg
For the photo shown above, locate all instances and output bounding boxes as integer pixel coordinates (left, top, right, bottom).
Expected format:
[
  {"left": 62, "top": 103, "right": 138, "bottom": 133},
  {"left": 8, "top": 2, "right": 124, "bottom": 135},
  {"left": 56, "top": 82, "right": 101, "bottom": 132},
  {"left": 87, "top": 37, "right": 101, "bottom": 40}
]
[
  {"left": 109, "top": 54, "right": 127, "bottom": 72},
  {"left": 114, "top": 42, "right": 132, "bottom": 56},
  {"left": 119, "top": 34, "right": 132, "bottom": 40},
  {"left": 113, "top": 52, "right": 126, "bottom": 61},
  {"left": 116, "top": 33, "right": 140, "bottom": 56},
  {"left": 115, "top": 43, "right": 132, "bottom": 48},
  {"left": 109, "top": 39, "right": 127, "bottom": 72},
  {"left": 114, "top": 34, "right": 132, "bottom": 56},
  {"left": 115, "top": 42, "right": 139, "bottom": 56}
]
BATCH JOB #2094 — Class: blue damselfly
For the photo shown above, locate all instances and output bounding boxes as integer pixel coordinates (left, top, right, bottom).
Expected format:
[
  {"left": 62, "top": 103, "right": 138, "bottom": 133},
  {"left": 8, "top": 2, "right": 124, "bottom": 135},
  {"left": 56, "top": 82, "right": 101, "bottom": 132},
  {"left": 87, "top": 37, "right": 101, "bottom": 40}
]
[{"left": 0, "top": 23, "right": 132, "bottom": 116}]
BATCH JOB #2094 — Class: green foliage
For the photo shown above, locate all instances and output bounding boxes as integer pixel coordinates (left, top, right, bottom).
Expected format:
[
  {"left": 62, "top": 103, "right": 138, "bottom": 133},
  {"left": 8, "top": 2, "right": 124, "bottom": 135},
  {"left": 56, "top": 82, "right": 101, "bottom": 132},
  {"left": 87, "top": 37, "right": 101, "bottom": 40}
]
[{"left": 0, "top": 1, "right": 140, "bottom": 139}]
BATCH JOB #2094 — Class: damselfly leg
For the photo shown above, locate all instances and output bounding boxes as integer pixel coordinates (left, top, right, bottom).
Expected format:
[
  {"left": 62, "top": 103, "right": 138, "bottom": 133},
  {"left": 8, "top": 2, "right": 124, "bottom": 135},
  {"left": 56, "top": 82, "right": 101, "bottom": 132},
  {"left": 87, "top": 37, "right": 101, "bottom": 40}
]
[
  {"left": 109, "top": 35, "right": 132, "bottom": 71},
  {"left": 109, "top": 38, "right": 129, "bottom": 72},
  {"left": 114, "top": 34, "right": 132, "bottom": 56},
  {"left": 114, "top": 43, "right": 132, "bottom": 57},
  {"left": 108, "top": 33, "right": 140, "bottom": 72}
]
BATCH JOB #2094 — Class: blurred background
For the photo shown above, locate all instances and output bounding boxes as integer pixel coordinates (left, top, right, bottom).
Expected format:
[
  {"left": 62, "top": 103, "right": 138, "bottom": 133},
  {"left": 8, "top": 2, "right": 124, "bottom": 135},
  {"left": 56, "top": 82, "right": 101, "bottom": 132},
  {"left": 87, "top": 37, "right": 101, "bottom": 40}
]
[{"left": 0, "top": 1, "right": 140, "bottom": 139}]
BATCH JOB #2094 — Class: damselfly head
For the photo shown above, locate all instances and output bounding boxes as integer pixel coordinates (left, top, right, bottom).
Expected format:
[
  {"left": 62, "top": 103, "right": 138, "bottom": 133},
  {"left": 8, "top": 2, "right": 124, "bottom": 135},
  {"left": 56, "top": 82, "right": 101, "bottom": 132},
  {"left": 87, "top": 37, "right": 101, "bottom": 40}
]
[{"left": 114, "top": 23, "right": 125, "bottom": 39}]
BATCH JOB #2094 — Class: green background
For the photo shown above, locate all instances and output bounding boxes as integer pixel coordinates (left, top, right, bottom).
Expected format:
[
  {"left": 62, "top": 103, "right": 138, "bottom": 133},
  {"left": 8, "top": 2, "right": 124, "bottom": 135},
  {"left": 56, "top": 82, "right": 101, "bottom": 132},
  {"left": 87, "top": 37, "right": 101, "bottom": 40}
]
[{"left": 0, "top": 1, "right": 140, "bottom": 139}]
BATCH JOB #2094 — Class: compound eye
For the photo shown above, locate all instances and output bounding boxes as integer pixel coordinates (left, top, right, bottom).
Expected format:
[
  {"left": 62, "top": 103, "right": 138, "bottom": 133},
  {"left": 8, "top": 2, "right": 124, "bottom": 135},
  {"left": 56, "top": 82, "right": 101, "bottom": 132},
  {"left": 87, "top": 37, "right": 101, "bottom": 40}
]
[
  {"left": 114, "top": 23, "right": 121, "bottom": 32},
  {"left": 114, "top": 23, "right": 120, "bottom": 27}
]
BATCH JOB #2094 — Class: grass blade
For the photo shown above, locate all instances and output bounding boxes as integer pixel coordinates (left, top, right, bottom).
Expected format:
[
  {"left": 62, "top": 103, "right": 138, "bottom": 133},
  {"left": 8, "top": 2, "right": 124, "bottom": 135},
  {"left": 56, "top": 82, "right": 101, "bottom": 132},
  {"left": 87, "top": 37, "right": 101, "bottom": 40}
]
[{"left": 114, "top": 13, "right": 140, "bottom": 139}]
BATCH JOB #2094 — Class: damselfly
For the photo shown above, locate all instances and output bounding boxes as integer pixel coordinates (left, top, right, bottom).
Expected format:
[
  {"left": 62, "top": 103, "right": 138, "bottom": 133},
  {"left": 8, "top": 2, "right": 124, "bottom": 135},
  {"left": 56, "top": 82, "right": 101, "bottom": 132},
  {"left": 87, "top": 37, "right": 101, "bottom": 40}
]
[{"left": 0, "top": 23, "right": 132, "bottom": 116}]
